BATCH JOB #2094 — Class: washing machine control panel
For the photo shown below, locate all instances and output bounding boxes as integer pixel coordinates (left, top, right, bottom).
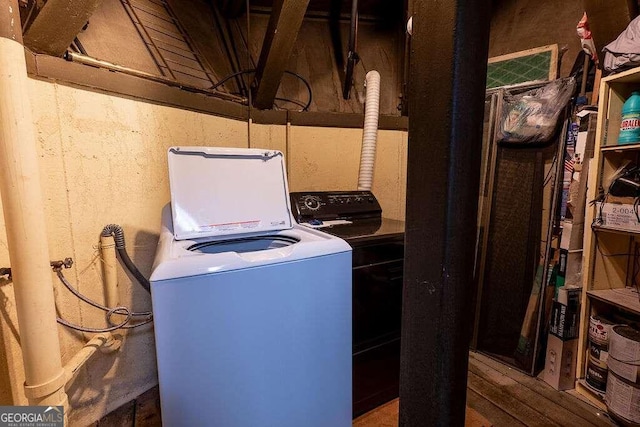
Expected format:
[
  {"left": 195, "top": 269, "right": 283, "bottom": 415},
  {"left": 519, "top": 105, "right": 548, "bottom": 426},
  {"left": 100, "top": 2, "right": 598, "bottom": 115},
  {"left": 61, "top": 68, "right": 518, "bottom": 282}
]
[{"left": 289, "top": 190, "right": 381, "bottom": 222}]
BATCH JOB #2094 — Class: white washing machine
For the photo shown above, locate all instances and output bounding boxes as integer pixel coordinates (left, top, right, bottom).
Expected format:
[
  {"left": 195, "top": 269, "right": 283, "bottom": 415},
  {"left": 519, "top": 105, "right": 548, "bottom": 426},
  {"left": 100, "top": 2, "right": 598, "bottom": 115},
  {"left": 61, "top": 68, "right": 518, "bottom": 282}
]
[{"left": 149, "top": 147, "right": 352, "bottom": 427}]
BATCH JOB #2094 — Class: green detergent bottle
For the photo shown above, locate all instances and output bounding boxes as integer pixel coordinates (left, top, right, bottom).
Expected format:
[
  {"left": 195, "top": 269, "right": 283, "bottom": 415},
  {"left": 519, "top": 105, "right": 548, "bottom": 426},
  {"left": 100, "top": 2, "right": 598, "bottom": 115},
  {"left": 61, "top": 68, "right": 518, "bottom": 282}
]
[{"left": 619, "top": 91, "right": 640, "bottom": 144}]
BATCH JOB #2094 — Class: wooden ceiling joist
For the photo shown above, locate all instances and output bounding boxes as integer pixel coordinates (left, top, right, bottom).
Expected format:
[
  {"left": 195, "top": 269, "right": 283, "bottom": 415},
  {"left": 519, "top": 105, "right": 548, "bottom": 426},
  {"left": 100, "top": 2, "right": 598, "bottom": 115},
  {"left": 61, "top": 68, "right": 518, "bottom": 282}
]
[
  {"left": 22, "top": 0, "right": 104, "bottom": 56},
  {"left": 252, "top": 0, "right": 310, "bottom": 110}
]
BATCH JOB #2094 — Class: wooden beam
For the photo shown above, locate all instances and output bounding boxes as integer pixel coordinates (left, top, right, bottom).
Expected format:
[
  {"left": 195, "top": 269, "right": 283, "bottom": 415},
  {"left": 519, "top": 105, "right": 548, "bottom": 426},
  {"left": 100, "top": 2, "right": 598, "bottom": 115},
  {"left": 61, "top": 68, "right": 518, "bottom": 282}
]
[
  {"left": 399, "top": 0, "right": 490, "bottom": 425},
  {"left": 0, "top": 0, "right": 21, "bottom": 42},
  {"left": 23, "top": 0, "right": 104, "bottom": 56},
  {"left": 253, "top": 0, "right": 310, "bottom": 110}
]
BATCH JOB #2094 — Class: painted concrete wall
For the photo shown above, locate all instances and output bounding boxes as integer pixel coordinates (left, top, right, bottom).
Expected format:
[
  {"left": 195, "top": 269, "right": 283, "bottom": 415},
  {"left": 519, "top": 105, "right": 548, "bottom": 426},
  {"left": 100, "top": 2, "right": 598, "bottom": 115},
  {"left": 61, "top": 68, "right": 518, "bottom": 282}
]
[
  {"left": 287, "top": 126, "right": 407, "bottom": 221},
  {"left": 0, "top": 78, "right": 249, "bottom": 425},
  {"left": 0, "top": 79, "right": 407, "bottom": 425}
]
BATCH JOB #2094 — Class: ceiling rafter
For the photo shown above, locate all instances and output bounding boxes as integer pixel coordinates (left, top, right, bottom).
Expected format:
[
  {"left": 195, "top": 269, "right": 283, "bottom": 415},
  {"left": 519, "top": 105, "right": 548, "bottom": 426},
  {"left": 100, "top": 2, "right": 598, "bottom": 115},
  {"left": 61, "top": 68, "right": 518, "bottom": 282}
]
[
  {"left": 22, "top": 0, "right": 104, "bottom": 56},
  {"left": 252, "top": 0, "right": 310, "bottom": 110}
]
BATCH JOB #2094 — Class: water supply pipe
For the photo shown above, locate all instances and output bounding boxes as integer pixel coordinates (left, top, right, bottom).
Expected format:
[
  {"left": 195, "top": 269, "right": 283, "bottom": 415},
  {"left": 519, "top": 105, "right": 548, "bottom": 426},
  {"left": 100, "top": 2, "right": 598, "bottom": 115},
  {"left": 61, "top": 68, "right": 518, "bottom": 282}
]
[
  {"left": 100, "top": 235, "right": 119, "bottom": 308},
  {"left": 357, "top": 70, "right": 381, "bottom": 191},
  {"left": 0, "top": 0, "right": 67, "bottom": 409}
]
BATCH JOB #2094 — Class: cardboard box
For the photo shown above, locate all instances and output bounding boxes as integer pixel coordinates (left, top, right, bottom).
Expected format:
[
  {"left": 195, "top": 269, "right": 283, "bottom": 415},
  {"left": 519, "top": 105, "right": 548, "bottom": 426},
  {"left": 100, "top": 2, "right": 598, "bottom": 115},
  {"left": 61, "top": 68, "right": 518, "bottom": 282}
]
[
  {"left": 545, "top": 286, "right": 581, "bottom": 390},
  {"left": 595, "top": 202, "right": 640, "bottom": 233},
  {"left": 549, "top": 286, "right": 581, "bottom": 340},
  {"left": 544, "top": 334, "right": 579, "bottom": 390},
  {"left": 556, "top": 285, "right": 581, "bottom": 307}
]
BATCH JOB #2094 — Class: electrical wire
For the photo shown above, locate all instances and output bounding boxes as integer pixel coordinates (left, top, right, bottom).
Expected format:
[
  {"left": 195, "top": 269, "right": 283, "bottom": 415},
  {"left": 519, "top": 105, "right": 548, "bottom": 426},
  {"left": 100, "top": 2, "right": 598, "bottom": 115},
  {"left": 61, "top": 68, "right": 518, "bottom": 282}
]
[
  {"left": 593, "top": 192, "right": 608, "bottom": 225},
  {"left": 283, "top": 70, "right": 313, "bottom": 111},
  {"left": 211, "top": 69, "right": 313, "bottom": 111},
  {"left": 594, "top": 232, "right": 636, "bottom": 258},
  {"left": 274, "top": 97, "right": 307, "bottom": 111},
  {"left": 211, "top": 69, "right": 254, "bottom": 91},
  {"left": 359, "top": 56, "right": 369, "bottom": 76}
]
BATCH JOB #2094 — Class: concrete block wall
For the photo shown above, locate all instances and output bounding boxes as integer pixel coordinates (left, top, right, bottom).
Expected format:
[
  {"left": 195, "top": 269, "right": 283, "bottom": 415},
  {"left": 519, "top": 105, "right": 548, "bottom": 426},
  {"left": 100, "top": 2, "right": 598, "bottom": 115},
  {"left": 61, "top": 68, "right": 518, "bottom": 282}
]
[{"left": 0, "top": 78, "right": 407, "bottom": 425}]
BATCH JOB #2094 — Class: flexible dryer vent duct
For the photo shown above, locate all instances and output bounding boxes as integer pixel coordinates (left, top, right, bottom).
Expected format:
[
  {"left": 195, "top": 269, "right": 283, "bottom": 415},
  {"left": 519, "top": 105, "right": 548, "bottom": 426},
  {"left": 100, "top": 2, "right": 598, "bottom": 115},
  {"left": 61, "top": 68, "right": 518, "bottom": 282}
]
[{"left": 357, "top": 70, "right": 381, "bottom": 191}]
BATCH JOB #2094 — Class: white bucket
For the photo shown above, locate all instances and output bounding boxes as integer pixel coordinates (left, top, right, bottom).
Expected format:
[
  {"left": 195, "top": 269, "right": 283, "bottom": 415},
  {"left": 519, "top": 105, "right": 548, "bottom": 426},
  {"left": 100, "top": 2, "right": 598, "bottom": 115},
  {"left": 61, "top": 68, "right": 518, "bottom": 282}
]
[
  {"left": 606, "top": 370, "right": 640, "bottom": 426},
  {"left": 609, "top": 325, "right": 640, "bottom": 384}
]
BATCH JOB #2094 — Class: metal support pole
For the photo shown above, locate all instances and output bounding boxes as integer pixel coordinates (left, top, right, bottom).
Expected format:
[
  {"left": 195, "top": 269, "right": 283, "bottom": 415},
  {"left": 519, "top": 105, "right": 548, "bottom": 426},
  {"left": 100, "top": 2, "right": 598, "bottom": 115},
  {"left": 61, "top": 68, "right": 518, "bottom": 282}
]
[{"left": 400, "top": 0, "right": 490, "bottom": 425}]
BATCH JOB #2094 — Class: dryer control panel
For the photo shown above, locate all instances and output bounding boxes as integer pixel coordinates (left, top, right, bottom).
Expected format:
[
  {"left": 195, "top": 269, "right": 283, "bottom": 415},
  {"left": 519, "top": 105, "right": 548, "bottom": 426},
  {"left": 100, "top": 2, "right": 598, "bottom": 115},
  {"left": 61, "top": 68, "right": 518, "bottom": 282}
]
[{"left": 289, "top": 191, "right": 382, "bottom": 222}]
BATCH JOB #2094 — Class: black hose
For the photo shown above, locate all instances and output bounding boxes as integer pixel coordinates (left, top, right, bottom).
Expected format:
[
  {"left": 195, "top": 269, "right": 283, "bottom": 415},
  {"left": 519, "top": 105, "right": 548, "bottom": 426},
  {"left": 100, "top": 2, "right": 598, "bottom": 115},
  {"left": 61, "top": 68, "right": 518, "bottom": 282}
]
[
  {"left": 101, "top": 224, "right": 151, "bottom": 293},
  {"left": 117, "top": 248, "right": 151, "bottom": 293}
]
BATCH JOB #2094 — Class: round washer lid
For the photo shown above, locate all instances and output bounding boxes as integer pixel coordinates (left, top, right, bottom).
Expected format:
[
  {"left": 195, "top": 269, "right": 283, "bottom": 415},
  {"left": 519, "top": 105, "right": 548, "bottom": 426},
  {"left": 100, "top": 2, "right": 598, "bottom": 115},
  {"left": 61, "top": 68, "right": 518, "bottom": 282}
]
[{"left": 168, "top": 147, "right": 292, "bottom": 240}]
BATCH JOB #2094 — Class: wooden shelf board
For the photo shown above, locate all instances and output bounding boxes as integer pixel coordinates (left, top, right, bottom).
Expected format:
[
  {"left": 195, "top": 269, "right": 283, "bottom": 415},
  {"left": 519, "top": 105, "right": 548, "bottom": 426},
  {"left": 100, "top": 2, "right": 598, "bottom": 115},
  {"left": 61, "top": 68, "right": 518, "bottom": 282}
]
[
  {"left": 592, "top": 225, "right": 640, "bottom": 236},
  {"left": 587, "top": 287, "right": 640, "bottom": 315},
  {"left": 601, "top": 142, "right": 640, "bottom": 152},
  {"left": 602, "top": 66, "right": 640, "bottom": 84}
]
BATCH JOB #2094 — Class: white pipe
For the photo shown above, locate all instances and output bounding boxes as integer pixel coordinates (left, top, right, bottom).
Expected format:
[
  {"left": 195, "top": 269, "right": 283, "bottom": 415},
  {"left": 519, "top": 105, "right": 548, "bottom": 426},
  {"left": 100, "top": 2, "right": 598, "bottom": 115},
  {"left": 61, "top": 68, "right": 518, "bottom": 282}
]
[
  {"left": 64, "top": 333, "right": 120, "bottom": 387},
  {"left": 100, "top": 235, "right": 119, "bottom": 308},
  {"left": 0, "top": 25, "right": 67, "bottom": 407},
  {"left": 357, "top": 70, "right": 381, "bottom": 191},
  {"left": 65, "top": 52, "right": 245, "bottom": 103}
]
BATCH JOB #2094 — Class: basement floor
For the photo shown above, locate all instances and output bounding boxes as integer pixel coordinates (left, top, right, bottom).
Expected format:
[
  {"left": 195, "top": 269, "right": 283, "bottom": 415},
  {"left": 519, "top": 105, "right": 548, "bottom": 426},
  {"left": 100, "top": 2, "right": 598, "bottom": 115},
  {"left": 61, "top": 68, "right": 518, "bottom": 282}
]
[
  {"left": 354, "top": 352, "right": 616, "bottom": 427},
  {"left": 94, "top": 352, "right": 617, "bottom": 427}
]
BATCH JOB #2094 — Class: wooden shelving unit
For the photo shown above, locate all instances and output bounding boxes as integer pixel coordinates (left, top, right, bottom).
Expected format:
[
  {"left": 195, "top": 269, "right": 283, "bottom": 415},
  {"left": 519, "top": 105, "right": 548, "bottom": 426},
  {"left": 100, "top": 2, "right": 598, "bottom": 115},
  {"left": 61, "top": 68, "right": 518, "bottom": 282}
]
[
  {"left": 593, "top": 225, "right": 640, "bottom": 236},
  {"left": 577, "top": 66, "right": 640, "bottom": 407},
  {"left": 575, "top": 380, "right": 607, "bottom": 411},
  {"left": 587, "top": 288, "right": 640, "bottom": 315},
  {"left": 601, "top": 142, "right": 640, "bottom": 152}
]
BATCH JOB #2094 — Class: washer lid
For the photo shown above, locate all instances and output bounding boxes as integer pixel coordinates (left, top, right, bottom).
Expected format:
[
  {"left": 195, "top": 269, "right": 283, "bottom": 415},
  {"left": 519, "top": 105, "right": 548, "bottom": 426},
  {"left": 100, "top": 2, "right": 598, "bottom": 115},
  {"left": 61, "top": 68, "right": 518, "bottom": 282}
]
[{"left": 168, "top": 147, "right": 292, "bottom": 240}]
